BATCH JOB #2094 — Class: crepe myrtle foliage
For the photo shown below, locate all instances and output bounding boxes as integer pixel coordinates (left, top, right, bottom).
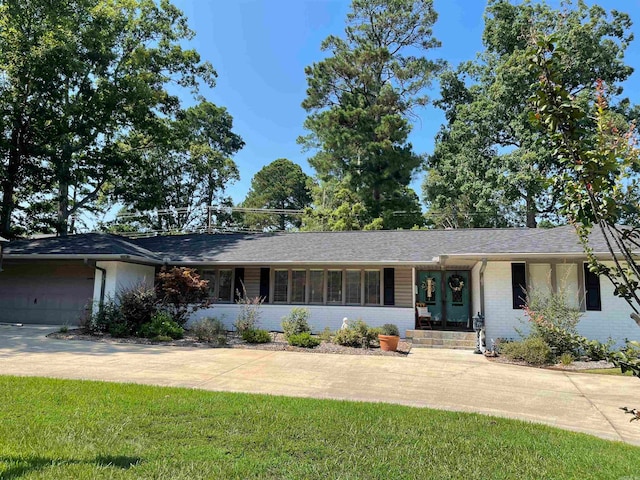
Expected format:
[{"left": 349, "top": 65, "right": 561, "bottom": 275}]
[{"left": 529, "top": 35, "right": 640, "bottom": 377}]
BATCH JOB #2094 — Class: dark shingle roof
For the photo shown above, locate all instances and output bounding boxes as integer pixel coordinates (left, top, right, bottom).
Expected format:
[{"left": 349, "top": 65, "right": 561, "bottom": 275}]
[
  {"left": 3, "top": 226, "right": 620, "bottom": 264},
  {"left": 3, "top": 233, "right": 161, "bottom": 260},
  {"left": 132, "top": 226, "right": 590, "bottom": 264}
]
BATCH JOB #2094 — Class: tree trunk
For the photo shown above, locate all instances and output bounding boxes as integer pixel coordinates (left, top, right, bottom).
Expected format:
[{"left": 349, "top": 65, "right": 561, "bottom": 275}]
[
  {"left": 525, "top": 191, "right": 537, "bottom": 228},
  {"left": 55, "top": 147, "right": 72, "bottom": 237},
  {"left": 1, "top": 119, "right": 25, "bottom": 238}
]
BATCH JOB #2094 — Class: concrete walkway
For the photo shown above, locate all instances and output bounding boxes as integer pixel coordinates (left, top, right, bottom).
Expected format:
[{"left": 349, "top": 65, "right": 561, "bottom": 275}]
[{"left": 2, "top": 325, "right": 640, "bottom": 445}]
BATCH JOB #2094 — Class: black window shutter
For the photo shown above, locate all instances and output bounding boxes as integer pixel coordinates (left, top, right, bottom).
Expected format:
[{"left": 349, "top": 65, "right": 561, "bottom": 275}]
[
  {"left": 584, "top": 264, "right": 602, "bottom": 311},
  {"left": 234, "top": 268, "right": 245, "bottom": 301},
  {"left": 511, "top": 263, "right": 527, "bottom": 309},
  {"left": 383, "top": 268, "right": 395, "bottom": 305},
  {"left": 259, "top": 267, "right": 270, "bottom": 303}
]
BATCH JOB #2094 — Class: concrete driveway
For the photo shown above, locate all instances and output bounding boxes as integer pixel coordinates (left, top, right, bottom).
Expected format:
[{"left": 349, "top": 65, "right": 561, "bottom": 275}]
[{"left": 2, "top": 325, "right": 640, "bottom": 445}]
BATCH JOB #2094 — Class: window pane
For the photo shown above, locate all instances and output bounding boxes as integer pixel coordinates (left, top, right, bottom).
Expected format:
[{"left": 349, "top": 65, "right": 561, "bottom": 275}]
[
  {"left": 346, "top": 270, "right": 361, "bottom": 304},
  {"left": 291, "top": 270, "right": 306, "bottom": 303},
  {"left": 218, "top": 269, "right": 232, "bottom": 302},
  {"left": 584, "top": 264, "right": 602, "bottom": 311},
  {"left": 200, "top": 270, "right": 216, "bottom": 299},
  {"left": 511, "top": 263, "right": 526, "bottom": 309},
  {"left": 365, "top": 270, "right": 380, "bottom": 304},
  {"left": 309, "top": 270, "right": 324, "bottom": 303},
  {"left": 327, "top": 270, "right": 342, "bottom": 303},
  {"left": 274, "top": 270, "right": 289, "bottom": 303}
]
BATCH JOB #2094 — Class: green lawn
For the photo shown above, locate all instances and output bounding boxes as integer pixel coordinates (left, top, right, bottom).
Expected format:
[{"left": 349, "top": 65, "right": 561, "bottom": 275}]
[
  {"left": 579, "top": 368, "right": 634, "bottom": 376},
  {"left": 1, "top": 377, "right": 639, "bottom": 479}
]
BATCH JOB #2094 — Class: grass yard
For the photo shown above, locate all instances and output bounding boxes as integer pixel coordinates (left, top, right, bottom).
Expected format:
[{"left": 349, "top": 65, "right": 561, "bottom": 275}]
[
  {"left": 1, "top": 376, "right": 639, "bottom": 479},
  {"left": 579, "top": 368, "right": 635, "bottom": 376}
]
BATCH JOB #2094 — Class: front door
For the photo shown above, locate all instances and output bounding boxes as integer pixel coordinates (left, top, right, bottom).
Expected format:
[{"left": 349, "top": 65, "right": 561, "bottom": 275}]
[
  {"left": 416, "top": 270, "right": 471, "bottom": 330},
  {"left": 417, "top": 271, "right": 443, "bottom": 323},
  {"left": 444, "top": 271, "right": 470, "bottom": 328}
]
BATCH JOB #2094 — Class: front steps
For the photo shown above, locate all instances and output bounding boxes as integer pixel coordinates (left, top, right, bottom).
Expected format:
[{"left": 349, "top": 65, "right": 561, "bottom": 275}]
[{"left": 406, "top": 330, "right": 477, "bottom": 350}]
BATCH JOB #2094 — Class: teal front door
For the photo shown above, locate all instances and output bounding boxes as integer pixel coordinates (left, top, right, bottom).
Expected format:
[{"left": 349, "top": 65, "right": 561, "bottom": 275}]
[
  {"left": 416, "top": 270, "right": 471, "bottom": 329},
  {"left": 417, "top": 271, "right": 443, "bottom": 323},
  {"left": 444, "top": 271, "right": 470, "bottom": 328}
]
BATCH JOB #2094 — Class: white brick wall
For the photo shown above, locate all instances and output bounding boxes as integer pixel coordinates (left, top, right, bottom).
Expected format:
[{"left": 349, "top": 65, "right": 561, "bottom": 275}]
[
  {"left": 483, "top": 262, "right": 528, "bottom": 342},
  {"left": 483, "top": 260, "right": 640, "bottom": 347},
  {"left": 578, "top": 270, "right": 639, "bottom": 346},
  {"left": 189, "top": 304, "right": 414, "bottom": 336}
]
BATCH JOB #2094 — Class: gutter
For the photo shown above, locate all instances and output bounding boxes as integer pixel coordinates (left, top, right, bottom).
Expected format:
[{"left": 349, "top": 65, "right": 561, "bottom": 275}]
[
  {"left": 163, "top": 257, "right": 444, "bottom": 267},
  {"left": 3, "top": 253, "right": 162, "bottom": 265}
]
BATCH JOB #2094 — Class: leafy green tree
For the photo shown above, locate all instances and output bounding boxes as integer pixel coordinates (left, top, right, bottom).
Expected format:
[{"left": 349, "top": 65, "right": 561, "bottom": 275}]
[
  {"left": 299, "top": 0, "right": 442, "bottom": 230},
  {"left": 0, "top": 0, "right": 216, "bottom": 237},
  {"left": 424, "top": 0, "right": 634, "bottom": 228},
  {"left": 241, "top": 159, "right": 311, "bottom": 231},
  {"left": 107, "top": 101, "right": 243, "bottom": 233}
]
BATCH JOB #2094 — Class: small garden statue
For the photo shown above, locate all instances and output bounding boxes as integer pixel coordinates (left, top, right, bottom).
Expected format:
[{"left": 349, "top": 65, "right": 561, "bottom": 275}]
[{"left": 341, "top": 317, "right": 349, "bottom": 330}]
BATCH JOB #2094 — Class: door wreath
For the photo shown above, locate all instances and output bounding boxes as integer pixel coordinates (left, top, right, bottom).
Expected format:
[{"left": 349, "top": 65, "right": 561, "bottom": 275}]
[{"left": 448, "top": 274, "right": 465, "bottom": 304}]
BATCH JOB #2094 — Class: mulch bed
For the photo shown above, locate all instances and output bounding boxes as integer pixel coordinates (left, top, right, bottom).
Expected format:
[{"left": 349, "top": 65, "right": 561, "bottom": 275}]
[
  {"left": 47, "top": 329, "right": 411, "bottom": 357},
  {"left": 486, "top": 355, "right": 616, "bottom": 371}
]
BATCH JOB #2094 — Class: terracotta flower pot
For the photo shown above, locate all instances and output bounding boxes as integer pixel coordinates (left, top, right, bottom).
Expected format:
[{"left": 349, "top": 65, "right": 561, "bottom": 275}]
[{"left": 378, "top": 334, "right": 399, "bottom": 352}]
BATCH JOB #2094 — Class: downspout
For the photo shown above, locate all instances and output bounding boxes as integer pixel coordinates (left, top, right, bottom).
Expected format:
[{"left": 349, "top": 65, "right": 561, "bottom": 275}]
[
  {"left": 479, "top": 258, "right": 488, "bottom": 316},
  {"left": 96, "top": 266, "right": 106, "bottom": 311}
]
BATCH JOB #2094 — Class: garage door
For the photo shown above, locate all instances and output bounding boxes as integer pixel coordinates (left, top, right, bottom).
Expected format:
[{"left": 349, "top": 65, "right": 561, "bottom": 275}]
[{"left": 0, "top": 261, "right": 94, "bottom": 325}]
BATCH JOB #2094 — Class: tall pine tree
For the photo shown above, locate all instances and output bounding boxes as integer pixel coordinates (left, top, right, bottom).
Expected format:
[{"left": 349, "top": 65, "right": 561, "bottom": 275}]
[{"left": 300, "top": 0, "right": 442, "bottom": 230}]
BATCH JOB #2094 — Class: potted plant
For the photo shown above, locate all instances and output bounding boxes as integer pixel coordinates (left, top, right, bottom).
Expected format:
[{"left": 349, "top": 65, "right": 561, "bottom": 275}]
[{"left": 378, "top": 323, "right": 400, "bottom": 352}]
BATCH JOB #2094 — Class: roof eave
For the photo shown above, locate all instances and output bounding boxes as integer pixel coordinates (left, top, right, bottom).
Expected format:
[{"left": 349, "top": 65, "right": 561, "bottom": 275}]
[{"left": 3, "top": 253, "right": 162, "bottom": 265}]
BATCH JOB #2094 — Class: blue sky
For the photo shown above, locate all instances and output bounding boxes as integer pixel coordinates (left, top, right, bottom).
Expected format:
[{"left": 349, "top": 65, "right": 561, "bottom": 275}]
[{"left": 173, "top": 0, "right": 640, "bottom": 205}]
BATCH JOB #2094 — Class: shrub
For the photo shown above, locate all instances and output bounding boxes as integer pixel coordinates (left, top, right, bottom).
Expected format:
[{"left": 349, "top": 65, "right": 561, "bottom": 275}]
[
  {"left": 234, "top": 288, "right": 264, "bottom": 333},
  {"left": 117, "top": 283, "right": 157, "bottom": 334},
  {"left": 281, "top": 308, "right": 311, "bottom": 339},
  {"left": 155, "top": 267, "right": 209, "bottom": 326},
  {"left": 559, "top": 352, "right": 574, "bottom": 366},
  {"left": 191, "top": 317, "right": 227, "bottom": 344},
  {"left": 500, "top": 337, "right": 555, "bottom": 366},
  {"left": 139, "top": 311, "right": 184, "bottom": 340},
  {"left": 380, "top": 323, "right": 400, "bottom": 336},
  {"left": 88, "top": 300, "right": 121, "bottom": 334},
  {"left": 242, "top": 328, "right": 271, "bottom": 344},
  {"left": 523, "top": 288, "right": 613, "bottom": 360},
  {"left": 319, "top": 327, "right": 333, "bottom": 343},
  {"left": 109, "top": 322, "right": 130, "bottom": 338},
  {"left": 287, "top": 332, "right": 321, "bottom": 348},
  {"left": 333, "top": 320, "right": 378, "bottom": 348}
]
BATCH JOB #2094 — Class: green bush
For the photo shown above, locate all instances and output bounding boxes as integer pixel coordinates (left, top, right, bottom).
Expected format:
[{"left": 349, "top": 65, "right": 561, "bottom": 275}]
[
  {"left": 190, "top": 317, "right": 227, "bottom": 344},
  {"left": 281, "top": 308, "right": 311, "bottom": 339},
  {"left": 287, "top": 332, "right": 321, "bottom": 348},
  {"left": 500, "top": 337, "right": 555, "bottom": 366},
  {"left": 523, "top": 288, "right": 613, "bottom": 360},
  {"left": 88, "top": 300, "right": 121, "bottom": 334},
  {"left": 559, "top": 352, "right": 574, "bottom": 366},
  {"left": 380, "top": 323, "right": 400, "bottom": 336},
  {"left": 242, "top": 328, "right": 271, "bottom": 344},
  {"left": 318, "top": 327, "right": 333, "bottom": 342},
  {"left": 333, "top": 320, "right": 379, "bottom": 348},
  {"left": 109, "top": 322, "right": 130, "bottom": 338},
  {"left": 139, "top": 312, "right": 184, "bottom": 340}
]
